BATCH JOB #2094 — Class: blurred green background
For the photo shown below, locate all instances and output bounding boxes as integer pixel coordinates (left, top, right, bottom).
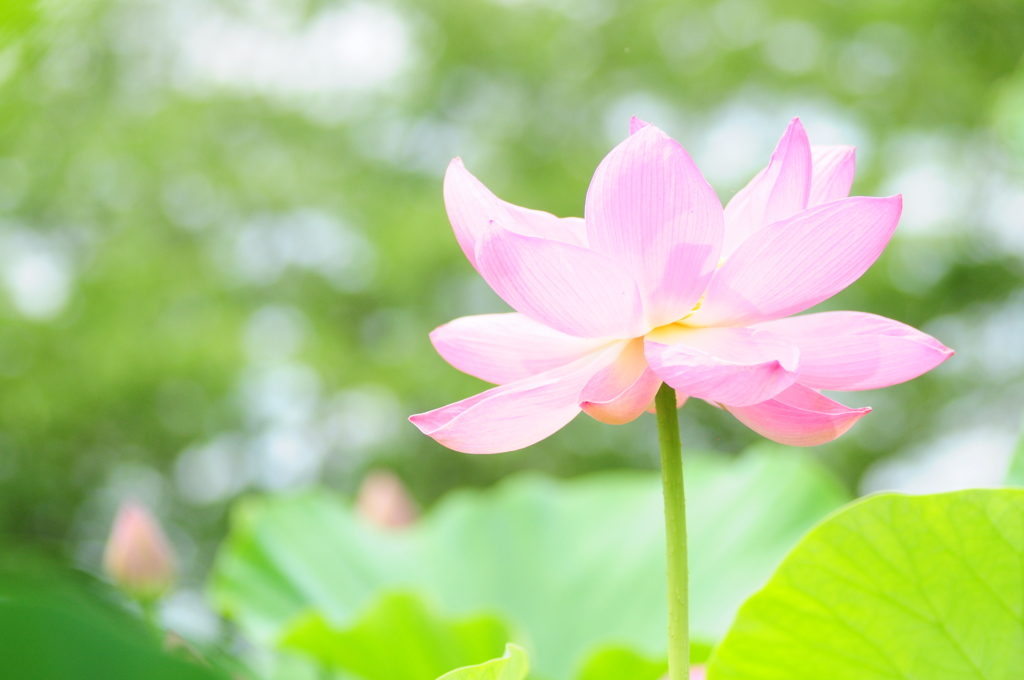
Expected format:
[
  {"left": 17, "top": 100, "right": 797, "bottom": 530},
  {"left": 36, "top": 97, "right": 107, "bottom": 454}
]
[{"left": 0, "top": 0, "right": 1023, "bottom": 642}]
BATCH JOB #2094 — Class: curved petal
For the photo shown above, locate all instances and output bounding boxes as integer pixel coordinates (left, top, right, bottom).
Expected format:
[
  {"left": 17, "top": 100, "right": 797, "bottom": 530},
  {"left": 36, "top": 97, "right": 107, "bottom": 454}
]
[
  {"left": 809, "top": 145, "right": 856, "bottom": 207},
  {"left": 585, "top": 124, "right": 724, "bottom": 328},
  {"left": 690, "top": 195, "right": 903, "bottom": 327},
  {"left": 754, "top": 311, "right": 953, "bottom": 391},
  {"left": 723, "top": 118, "right": 812, "bottom": 256},
  {"left": 476, "top": 224, "right": 646, "bottom": 339},
  {"left": 431, "top": 313, "right": 611, "bottom": 385},
  {"left": 720, "top": 167, "right": 765, "bottom": 255},
  {"left": 644, "top": 326, "right": 799, "bottom": 406},
  {"left": 409, "top": 345, "right": 622, "bottom": 454},
  {"left": 724, "top": 383, "right": 871, "bottom": 447},
  {"left": 579, "top": 338, "right": 662, "bottom": 424},
  {"left": 444, "top": 159, "right": 587, "bottom": 267}
]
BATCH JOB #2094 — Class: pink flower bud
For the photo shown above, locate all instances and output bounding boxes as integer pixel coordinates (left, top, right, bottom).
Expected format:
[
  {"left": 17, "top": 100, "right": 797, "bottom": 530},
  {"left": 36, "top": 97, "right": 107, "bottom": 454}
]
[
  {"left": 355, "top": 470, "right": 418, "bottom": 529},
  {"left": 103, "top": 501, "right": 176, "bottom": 601}
]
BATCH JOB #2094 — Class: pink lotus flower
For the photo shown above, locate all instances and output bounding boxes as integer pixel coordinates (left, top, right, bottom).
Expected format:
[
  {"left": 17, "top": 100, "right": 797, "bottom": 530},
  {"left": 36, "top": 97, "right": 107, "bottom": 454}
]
[{"left": 410, "top": 118, "right": 952, "bottom": 453}]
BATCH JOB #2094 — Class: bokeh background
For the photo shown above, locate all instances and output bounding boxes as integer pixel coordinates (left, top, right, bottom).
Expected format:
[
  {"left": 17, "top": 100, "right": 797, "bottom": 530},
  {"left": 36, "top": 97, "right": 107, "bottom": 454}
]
[{"left": 1, "top": 0, "right": 1023, "bottom": 640}]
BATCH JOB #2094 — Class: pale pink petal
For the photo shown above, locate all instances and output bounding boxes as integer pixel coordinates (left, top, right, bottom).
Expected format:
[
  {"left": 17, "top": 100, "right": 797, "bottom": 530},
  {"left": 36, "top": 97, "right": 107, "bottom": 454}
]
[
  {"left": 629, "top": 115, "right": 651, "bottom": 135},
  {"left": 759, "top": 118, "right": 812, "bottom": 226},
  {"left": 560, "top": 216, "right": 589, "bottom": 246},
  {"left": 722, "top": 118, "right": 812, "bottom": 256},
  {"left": 809, "top": 145, "right": 856, "bottom": 207},
  {"left": 579, "top": 338, "right": 662, "bottom": 424},
  {"left": 430, "top": 313, "right": 610, "bottom": 385},
  {"left": 476, "top": 224, "right": 646, "bottom": 339},
  {"left": 644, "top": 326, "right": 799, "bottom": 406},
  {"left": 725, "top": 383, "right": 871, "bottom": 446},
  {"left": 409, "top": 346, "right": 622, "bottom": 454},
  {"left": 720, "top": 167, "right": 766, "bottom": 256},
  {"left": 754, "top": 311, "right": 953, "bottom": 391},
  {"left": 585, "top": 125, "right": 724, "bottom": 328},
  {"left": 690, "top": 195, "right": 903, "bottom": 327},
  {"left": 443, "top": 159, "right": 587, "bottom": 267}
]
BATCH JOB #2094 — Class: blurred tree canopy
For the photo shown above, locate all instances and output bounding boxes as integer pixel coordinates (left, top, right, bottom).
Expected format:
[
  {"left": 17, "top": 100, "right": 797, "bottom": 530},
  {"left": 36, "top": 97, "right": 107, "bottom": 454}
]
[{"left": 0, "top": 0, "right": 1022, "bottom": 582}]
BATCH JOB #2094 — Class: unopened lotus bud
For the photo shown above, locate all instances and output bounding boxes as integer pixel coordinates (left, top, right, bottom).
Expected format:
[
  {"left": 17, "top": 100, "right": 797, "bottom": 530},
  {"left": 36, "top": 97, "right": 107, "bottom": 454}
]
[
  {"left": 355, "top": 470, "right": 418, "bottom": 529},
  {"left": 103, "top": 501, "right": 176, "bottom": 601}
]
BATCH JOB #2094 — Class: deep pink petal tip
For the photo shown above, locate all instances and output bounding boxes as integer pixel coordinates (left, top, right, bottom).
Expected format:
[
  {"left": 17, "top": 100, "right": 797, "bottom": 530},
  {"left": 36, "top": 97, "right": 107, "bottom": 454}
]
[{"left": 628, "top": 116, "right": 651, "bottom": 135}]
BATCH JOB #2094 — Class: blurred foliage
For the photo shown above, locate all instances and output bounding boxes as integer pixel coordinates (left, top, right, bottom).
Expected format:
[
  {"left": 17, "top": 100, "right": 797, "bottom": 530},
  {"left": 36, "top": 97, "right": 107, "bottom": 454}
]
[
  {"left": 1005, "top": 411, "right": 1024, "bottom": 486},
  {"left": 575, "top": 648, "right": 667, "bottom": 680},
  {"left": 0, "top": 1, "right": 39, "bottom": 43},
  {"left": 281, "top": 592, "right": 510, "bottom": 680},
  {"left": 706, "top": 489, "right": 1024, "bottom": 679},
  {"left": 437, "top": 644, "right": 529, "bottom": 680},
  {"left": 211, "top": 445, "right": 847, "bottom": 679},
  {"left": 0, "top": 0, "right": 1020, "bottom": 603},
  {"left": 0, "top": 551, "right": 228, "bottom": 680}
]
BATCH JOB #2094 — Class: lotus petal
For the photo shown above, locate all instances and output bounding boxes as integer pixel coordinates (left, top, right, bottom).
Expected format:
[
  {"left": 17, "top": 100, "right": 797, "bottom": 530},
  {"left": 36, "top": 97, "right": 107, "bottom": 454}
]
[
  {"left": 645, "top": 326, "right": 799, "bottom": 406},
  {"left": 444, "top": 159, "right": 588, "bottom": 268},
  {"left": 476, "top": 224, "right": 646, "bottom": 339},
  {"left": 410, "top": 345, "right": 624, "bottom": 454},
  {"left": 431, "top": 313, "right": 611, "bottom": 385},
  {"left": 809, "top": 145, "right": 856, "bottom": 207},
  {"left": 579, "top": 339, "right": 663, "bottom": 424},
  {"left": 585, "top": 125, "right": 724, "bottom": 328},
  {"left": 723, "top": 118, "right": 812, "bottom": 256},
  {"left": 724, "top": 383, "right": 871, "bottom": 447},
  {"left": 755, "top": 311, "right": 953, "bottom": 390},
  {"left": 691, "top": 195, "right": 902, "bottom": 327}
]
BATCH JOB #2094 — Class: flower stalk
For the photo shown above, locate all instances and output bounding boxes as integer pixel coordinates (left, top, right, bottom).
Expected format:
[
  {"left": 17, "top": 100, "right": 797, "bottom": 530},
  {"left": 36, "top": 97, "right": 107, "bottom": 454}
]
[{"left": 656, "top": 383, "right": 689, "bottom": 680}]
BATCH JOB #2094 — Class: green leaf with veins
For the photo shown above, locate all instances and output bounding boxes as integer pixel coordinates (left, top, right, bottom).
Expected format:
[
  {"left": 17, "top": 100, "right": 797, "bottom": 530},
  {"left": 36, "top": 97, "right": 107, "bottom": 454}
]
[{"left": 707, "top": 489, "right": 1024, "bottom": 679}]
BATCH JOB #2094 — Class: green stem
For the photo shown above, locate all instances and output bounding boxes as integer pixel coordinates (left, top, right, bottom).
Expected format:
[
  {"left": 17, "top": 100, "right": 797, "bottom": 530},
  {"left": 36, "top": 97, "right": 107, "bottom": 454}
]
[
  {"left": 139, "top": 597, "right": 160, "bottom": 634},
  {"left": 656, "top": 383, "right": 689, "bottom": 680}
]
